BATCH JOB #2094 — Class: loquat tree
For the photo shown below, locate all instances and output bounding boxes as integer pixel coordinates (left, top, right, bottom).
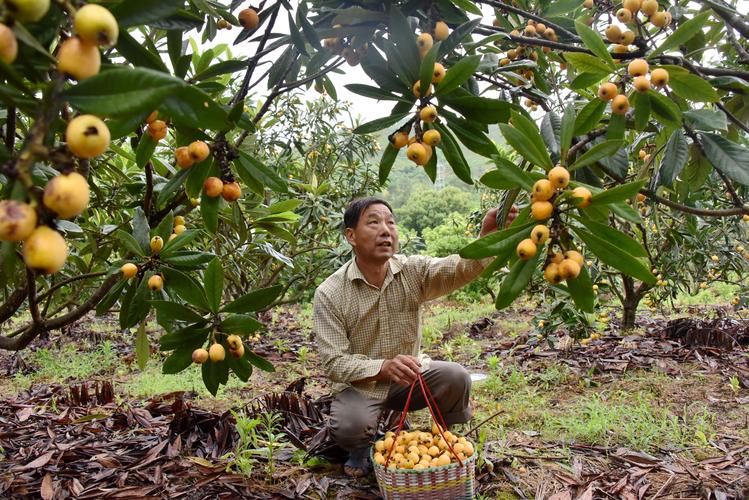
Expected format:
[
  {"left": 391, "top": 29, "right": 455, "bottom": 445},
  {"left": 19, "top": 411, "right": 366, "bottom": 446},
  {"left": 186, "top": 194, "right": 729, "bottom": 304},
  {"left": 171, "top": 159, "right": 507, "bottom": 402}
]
[{"left": 1, "top": 0, "right": 748, "bottom": 394}]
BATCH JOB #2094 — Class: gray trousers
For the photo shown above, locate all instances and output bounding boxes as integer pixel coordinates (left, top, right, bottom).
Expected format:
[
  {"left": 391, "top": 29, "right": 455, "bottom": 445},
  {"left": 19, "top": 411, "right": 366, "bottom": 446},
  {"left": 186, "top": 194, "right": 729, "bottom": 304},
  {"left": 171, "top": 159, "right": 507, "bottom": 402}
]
[{"left": 329, "top": 361, "right": 472, "bottom": 452}]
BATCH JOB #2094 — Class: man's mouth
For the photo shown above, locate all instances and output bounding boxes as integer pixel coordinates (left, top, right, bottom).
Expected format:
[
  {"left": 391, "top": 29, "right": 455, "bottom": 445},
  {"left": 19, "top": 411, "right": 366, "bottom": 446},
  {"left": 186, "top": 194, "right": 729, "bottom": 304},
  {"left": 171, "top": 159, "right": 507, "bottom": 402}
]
[{"left": 377, "top": 241, "right": 392, "bottom": 248}]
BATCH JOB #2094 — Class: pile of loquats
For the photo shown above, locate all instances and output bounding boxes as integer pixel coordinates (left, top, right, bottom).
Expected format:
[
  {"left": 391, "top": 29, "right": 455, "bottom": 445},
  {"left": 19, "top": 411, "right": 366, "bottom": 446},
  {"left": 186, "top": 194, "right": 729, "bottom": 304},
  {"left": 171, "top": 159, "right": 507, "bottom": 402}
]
[{"left": 372, "top": 424, "right": 475, "bottom": 471}]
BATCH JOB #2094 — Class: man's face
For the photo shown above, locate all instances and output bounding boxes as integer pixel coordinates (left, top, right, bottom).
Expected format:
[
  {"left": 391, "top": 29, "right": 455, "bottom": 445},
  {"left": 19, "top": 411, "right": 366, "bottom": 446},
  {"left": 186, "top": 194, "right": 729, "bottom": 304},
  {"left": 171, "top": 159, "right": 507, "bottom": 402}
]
[{"left": 345, "top": 203, "right": 398, "bottom": 264}]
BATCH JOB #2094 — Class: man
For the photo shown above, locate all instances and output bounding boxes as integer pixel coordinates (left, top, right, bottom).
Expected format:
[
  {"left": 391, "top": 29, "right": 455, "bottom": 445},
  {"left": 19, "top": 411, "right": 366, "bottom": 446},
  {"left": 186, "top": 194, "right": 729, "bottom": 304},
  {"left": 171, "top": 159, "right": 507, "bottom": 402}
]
[{"left": 313, "top": 197, "right": 516, "bottom": 477}]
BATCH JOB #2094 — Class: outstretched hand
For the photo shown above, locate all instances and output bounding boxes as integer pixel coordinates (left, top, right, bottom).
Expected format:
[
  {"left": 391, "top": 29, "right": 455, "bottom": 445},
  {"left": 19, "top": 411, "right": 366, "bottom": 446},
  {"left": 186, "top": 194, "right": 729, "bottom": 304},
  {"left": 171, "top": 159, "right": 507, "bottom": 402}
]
[{"left": 479, "top": 205, "right": 519, "bottom": 237}]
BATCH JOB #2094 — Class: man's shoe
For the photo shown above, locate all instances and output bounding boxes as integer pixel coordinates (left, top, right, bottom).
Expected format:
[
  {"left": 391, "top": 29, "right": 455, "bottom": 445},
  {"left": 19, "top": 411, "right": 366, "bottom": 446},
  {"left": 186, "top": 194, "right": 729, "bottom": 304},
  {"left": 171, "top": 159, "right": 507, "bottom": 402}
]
[{"left": 343, "top": 447, "right": 372, "bottom": 478}]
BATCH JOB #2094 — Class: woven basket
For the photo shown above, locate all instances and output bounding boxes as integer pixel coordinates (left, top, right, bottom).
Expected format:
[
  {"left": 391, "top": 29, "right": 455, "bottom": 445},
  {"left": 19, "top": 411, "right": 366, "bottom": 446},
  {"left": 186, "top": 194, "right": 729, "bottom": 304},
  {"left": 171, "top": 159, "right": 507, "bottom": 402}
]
[{"left": 372, "top": 448, "right": 475, "bottom": 499}]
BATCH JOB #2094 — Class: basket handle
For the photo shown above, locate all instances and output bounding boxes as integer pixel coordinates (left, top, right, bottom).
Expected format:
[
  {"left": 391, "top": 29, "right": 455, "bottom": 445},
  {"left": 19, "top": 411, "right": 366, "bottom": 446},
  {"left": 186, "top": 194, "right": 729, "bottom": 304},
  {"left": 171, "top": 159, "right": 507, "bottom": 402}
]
[{"left": 383, "top": 373, "right": 464, "bottom": 469}]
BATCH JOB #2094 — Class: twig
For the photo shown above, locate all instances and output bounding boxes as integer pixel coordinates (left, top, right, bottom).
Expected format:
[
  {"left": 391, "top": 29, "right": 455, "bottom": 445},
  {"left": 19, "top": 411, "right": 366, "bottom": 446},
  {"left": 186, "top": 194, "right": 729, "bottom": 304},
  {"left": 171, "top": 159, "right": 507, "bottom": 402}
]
[
  {"left": 26, "top": 268, "right": 42, "bottom": 326},
  {"left": 475, "top": 0, "right": 581, "bottom": 42},
  {"left": 144, "top": 160, "right": 154, "bottom": 216}
]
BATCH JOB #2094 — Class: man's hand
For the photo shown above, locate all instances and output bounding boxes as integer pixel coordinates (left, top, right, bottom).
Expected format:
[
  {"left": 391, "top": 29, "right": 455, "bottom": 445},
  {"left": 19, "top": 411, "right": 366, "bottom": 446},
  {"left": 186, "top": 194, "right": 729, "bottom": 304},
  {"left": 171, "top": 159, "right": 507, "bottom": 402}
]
[
  {"left": 380, "top": 355, "right": 421, "bottom": 386},
  {"left": 479, "top": 205, "right": 519, "bottom": 237}
]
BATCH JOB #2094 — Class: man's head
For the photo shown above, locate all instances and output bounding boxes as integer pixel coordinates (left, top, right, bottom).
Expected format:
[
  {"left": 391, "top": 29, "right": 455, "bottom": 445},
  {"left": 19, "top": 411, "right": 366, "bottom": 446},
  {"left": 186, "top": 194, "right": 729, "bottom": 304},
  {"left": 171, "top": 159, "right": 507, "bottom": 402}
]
[{"left": 344, "top": 197, "right": 398, "bottom": 264}]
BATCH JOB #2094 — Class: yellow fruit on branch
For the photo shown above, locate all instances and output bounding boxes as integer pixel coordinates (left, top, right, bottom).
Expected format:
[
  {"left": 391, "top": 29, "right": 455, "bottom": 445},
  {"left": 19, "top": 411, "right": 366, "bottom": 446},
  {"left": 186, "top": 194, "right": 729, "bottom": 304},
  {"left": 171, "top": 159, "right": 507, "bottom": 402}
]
[
  {"left": 583, "top": 0, "right": 594, "bottom": 8},
  {"left": 226, "top": 334, "right": 242, "bottom": 351},
  {"left": 209, "top": 343, "right": 226, "bottom": 362},
  {"left": 420, "top": 105, "right": 438, "bottom": 123},
  {"left": 148, "top": 274, "right": 164, "bottom": 291},
  {"left": 559, "top": 259, "right": 582, "bottom": 280},
  {"left": 150, "top": 235, "right": 164, "bottom": 253},
  {"left": 650, "top": 11, "right": 671, "bottom": 28},
  {"left": 650, "top": 68, "right": 669, "bottom": 87},
  {"left": 74, "top": 4, "right": 119, "bottom": 47},
  {"left": 147, "top": 120, "right": 168, "bottom": 141},
  {"left": 174, "top": 214, "right": 185, "bottom": 226},
  {"left": 239, "top": 8, "right": 259, "bottom": 29},
  {"left": 620, "top": 30, "right": 635, "bottom": 45},
  {"left": 421, "top": 143, "right": 433, "bottom": 162},
  {"left": 633, "top": 76, "right": 650, "bottom": 93},
  {"left": 203, "top": 177, "right": 224, "bottom": 197},
  {"left": 192, "top": 348, "right": 209, "bottom": 364},
  {"left": 145, "top": 110, "right": 159, "bottom": 124},
  {"left": 0, "top": 24, "right": 19, "bottom": 64},
  {"left": 548, "top": 165, "right": 570, "bottom": 189},
  {"left": 531, "top": 225, "right": 550, "bottom": 244},
  {"left": 23, "top": 226, "right": 68, "bottom": 274},
  {"left": 544, "top": 262, "right": 562, "bottom": 284},
  {"left": 611, "top": 94, "right": 630, "bottom": 115},
  {"left": 524, "top": 24, "right": 536, "bottom": 36},
  {"left": 230, "top": 343, "right": 245, "bottom": 358},
  {"left": 550, "top": 252, "right": 564, "bottom": 264},
  {"left": 222, "top": 181, "right": 242, "bottom": 201},
  {"left": 173, "top": 224, "right": 186, "bottom": 235},
  {"left": 604, "top": 25, "right": 622, "bottom": 43},
  {"left": 412, "top": 80, "right": 433, "bottom": 98},
  {"left": 121, "top": 263, "right": 138, "bottom": 279},
  {"left": 597, "top": 82, "right": 618, "bottom": 101},
  {"left": 57, "top": 36, "right": 100, "bottom": 80},
  {"left": 5, "top": 0, "right": 50, "bottom": 23},
  {"left": 623, "top": 0, "right": 641, "bottom": 13},
  {"left": 66, "top": 114, "right": 110, "bottom": 159},
  {"left": 434, "top": 21, "right": 449, "bottom": 41},
  {"left": 564, "top": 250, "right": 584, "bottom": 266},
  {"left": 175, "top": 146, "right": 194, "bottom": 168},
  {"left": 628, "top": 58, "right": 649, "bottom": 77},
  {"left": 390, "top": 131, "right": 409, "bottom": 149},
  {"left": 516, "top": 238, "right": 537, "bottom": 260},
  {"left": 571, "top": 187, "right": 592, "bottom": 207},
  {"left": 422, "top": 129, "right": 441, "bottom": 146},
  {"left": 641, "top": 0, "right": 658, "bottom": 16},
  {"left": 188, "top": 140, "right": 210, "bottom": 162},
  {"left": 416, "top": 33, "right": 433, "bottom": 51},
  {"left": 616, "top": 8, "right": 633, "bottom": 23},
  {"left": 0, "top": 200, "right": 37, "bottom": 242},
  {"left": 532, "top": 179, "right": 555, "bottom": 201},
  {"left": 407, "top": 142, "right": 428, "bottom": 165},
  {"left": 531, "top": 201, "right": 554, "bottom": 220},
  {"left": 43, "top": 171, "right": 90, "bottom": 219},
  {"left": 432, "top": 63, "right": 446, "bottom": 84}
]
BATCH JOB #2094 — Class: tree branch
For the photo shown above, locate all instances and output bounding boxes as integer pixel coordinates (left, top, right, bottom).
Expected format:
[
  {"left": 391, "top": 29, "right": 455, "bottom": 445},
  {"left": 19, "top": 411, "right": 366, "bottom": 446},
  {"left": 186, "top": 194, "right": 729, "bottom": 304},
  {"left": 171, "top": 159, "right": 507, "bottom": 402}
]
[
  {"left": 26, "top": 268, "right": 42, "bottom": 325},
  {"left": 35, "top": 271, "right": 107, "bottom": 302},
  {"left": 475, "top": 0, "right": 581, "bottom": 42},
  {"left": 0, "top": 285, "right": 28, "bottom": 325},
  {"left": 144, "top": 160, "right": 154, "bottom": 216}
]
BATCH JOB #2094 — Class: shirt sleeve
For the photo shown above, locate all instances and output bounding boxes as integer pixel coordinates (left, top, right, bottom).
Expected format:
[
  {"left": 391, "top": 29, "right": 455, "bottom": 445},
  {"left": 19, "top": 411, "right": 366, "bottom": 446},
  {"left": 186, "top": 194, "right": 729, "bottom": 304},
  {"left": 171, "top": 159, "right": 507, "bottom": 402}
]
[
  {"left": 313, "top": 288, "right": 385, "bottom": 383},
  {"left": 417, "top": 254, "right": 494, "bottom": 302}
]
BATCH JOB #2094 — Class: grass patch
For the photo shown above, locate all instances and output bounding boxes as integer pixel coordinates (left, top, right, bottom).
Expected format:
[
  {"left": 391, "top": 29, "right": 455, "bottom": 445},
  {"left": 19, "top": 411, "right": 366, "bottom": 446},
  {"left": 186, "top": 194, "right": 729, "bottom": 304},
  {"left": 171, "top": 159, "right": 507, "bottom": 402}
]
[
  {"left": 422, "top": 300, "right": 496, "bottom": 349},
  {"left": 14, "top": 341, "right": 119, "bottom": 389},
  {"left": 672, "top": 281, "right": 739, "bottom": 307}
]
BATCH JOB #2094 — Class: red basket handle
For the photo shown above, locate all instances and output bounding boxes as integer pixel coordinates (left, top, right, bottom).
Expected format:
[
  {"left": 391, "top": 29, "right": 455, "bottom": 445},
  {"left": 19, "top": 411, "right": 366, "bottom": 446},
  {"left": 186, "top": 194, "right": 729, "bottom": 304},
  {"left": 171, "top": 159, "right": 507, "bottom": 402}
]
[{"left": 383, "top": 372, "right": 464, "bottom": 469}]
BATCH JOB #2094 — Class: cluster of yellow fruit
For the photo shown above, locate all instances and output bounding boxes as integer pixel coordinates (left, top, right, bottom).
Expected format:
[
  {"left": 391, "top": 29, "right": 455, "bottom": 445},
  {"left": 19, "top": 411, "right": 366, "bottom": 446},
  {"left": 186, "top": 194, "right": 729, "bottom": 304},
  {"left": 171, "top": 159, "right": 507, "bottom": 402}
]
[
  {"left": 597, "top": 59, "right": 668, "bottom": 116},
  {"left": 169, "top": 215, "right": 187, "bottom": 241},
  {"left": 57, "top": 4, "right": 119, "bottom": 81},
  {"left": 0, "top": 112, "right": 112, "bottom": 274},
  {"left": 372, "top": 425, "right": 474, "bottom": 470},
  {"left": 203, "top": 176, "right": 242, "bottom": 201},
  {"left": 322, "top": 24, "right": 369, "bottom": 66},
  {"left": 144, "top": 111, "right": 169, "bottom": 142},
  {"left": 192, "top": 335, "right": 245, "bottom": 364},
  {"left": 529, "top": 165, "right": 592, "bottom": 221},
  {"left": 580, "top": 332, "right": 602, "bottom": 345},
  {"left": 175, "top": 140, "right": 211, "bottom": 169}
]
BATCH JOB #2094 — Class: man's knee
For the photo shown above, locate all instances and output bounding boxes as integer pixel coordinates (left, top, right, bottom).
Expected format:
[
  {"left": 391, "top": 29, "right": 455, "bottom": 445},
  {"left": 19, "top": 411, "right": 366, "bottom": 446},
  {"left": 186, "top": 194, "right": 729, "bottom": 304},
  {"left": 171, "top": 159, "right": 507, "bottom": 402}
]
[{"left": 435, "top": 361, "right": 471, "bottom": 392}]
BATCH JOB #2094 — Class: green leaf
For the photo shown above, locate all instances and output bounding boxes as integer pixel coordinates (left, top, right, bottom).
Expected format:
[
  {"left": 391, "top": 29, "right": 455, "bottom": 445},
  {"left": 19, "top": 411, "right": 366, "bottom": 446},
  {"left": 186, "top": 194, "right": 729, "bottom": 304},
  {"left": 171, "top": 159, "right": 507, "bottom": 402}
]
[
  {"left": 161, "top": 229, "right": 200, "bottom": 256},
  {"left": 135, "top": 321, "right": 149, "bottom": 370},
  {"left": 419, "top": 42, "right": 440, "bottom": 97},
  {"left": 499, "top": 123, "right": 549, "bottom": 170},
  {"left": 567, "top": 266, "right": 595, "bottom": 313},
  {"left": 459, "top": 220, "right": 535, "bottom": 259},
  {"left": 123, "top": 274, "right": 151, "bottom": 329},
  {"left": 574, "top": 99, "right": 606, "bottom": 135},
  {"left": 570, "top": 72, "right": 607, "bottom": 90},
  {"left": 490, "top": 156, "right": 535, "bottom": 191},
  {"left": 345, "top": 84, "right": 407, "bottom": 102},
  {"left": 510, "top": 111, "right": 553, "bottom": 171},
  {"left": 570, "top": 140, "right": 624, "bottom": 171},
  {"left": 96, "top": 278, "right": 127, "bottom": 316},
  {"left": 496, "top": 252, "right": 541, "bottom": 309},
  {"left": 353, "top": 113, "right": 409, "bottom": 135},
  {"left": 684, "top": 109, "right": 727, "bottom": 131},
  {"left": 450, "top": 0, "right": 482, "bottom": 15},
  {"left": 442, "top": 112, "right": 498, "bottom": 157},
  {"left": 116, "top": 230, "right": 145, "bottom": 257},
  {"left": 161, "top": 86, "right": 229, "bottom": 131},
  {"left": 563, "top": 52, "right": 614, "bottom": 75},
  {"left": 546, "top": 0, "right": 584, "bottom": 15},
  {"left": 162, "top": 250, "right": 215, "bottom": 269},
  {"left": 63, "top": 68, "right": 183, "bottom": 117},
  {"left": 220, "top": 314, "right": 264, "bottom": 335},
  {"left": 159, "top": 325, "right": 210, "bottom": 351},
  {"left": 200, "top": 192, "right": 220, "bottom": 234},
  {"left": 590, "top": 180, "right": 646, "bottom": 206},
  {"left": 149, "top": 300, "right": 206, "bottom": 323},
  {"left": 435, "top": 55, "right": 481, "bottom": 96},
  {"left": 699, "top": 133, "right": 749, "bottom": 186},
  {"left": 574, "top": 20, "right": 615, "bottom": 70},
  {"left": 540, "top": 111, "right": 561, "bottom": 159},
  {"left": 560, "top": 105, "right": 576, "bottom": 159},
  {"left": 433, "top": 123, "right": 472, "bottom": 184},
  {"left": 162, "top": 345, "right": 197, "bottom": 375},
  {"left": 667, "top": 71, "right": 719, "bottom": 103},
  {"left": 287, "top": 12, "right": 308, "bottom": 56},
  {"left": 438, "top": 19, "right": 481, "bottom": 57},
  {"left": 440, "top": 92, "right": 511, "bottom": 124},
  {"left": 658, "top": 130, "right": 689, "bottom": 187},
  {"left": 202, "top": 356, "right": 229, "bottom": 396},
  {"left": 132, "top": 207, "right": 151, "bottom": 253},
  {"left": 204, "top": 258, "right": 223, "bottom": 313},
  {"left": 387, "top": 6, "right": 420, "bottom": 77},
  {"left": 223, "top": 285, "right": 284, "bottom": 313},
  {"left": 632, "top": 92, "right": 651, "bottom": 130},
  {"left": 575, "top": 217, "right": 647, "bottom": 258},
  {"left": 247, "top": 351, "right": 275, "bottom": 372},
  {"left": 135, "top": 134, "right": 157, "bottom": 169},
  {"left": 236, "top": 151, "right": 287, "bottom": 193},
  {"left": 116, "top": 31, "right": 169, "bottom": 72},
  {"left": 226, "top": 348, "right": 253, "bottom": 382},
  {"left": 423, "top": 143, "right": 438, "bottom": 182},
  {"left": 648, "top": 90, "right": 682, "bottom": 127},
  {"left": 651, "top": 12, "right": 711, "bottom": 56},
  {"left": 573, "top": 227, "right": 655, "bottom": 283},
  {"left": 379, "top": 144, "right": 399, "bottom": 185},
  {"left": 160, "top": 268, "right": 210, "bottom": 311},
  {"left": 156, "top": 168, "right": 191, "bottom": 207},
  {"left": 193, "top": 59, "right": 249, "bottom": 81}
]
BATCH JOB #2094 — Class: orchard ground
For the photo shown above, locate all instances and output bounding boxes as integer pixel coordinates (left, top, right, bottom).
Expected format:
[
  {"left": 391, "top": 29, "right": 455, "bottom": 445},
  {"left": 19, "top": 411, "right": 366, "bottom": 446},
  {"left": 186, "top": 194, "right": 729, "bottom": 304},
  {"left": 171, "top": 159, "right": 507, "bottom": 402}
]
[{"left": 1, "top": 284, "right": 747, "bottom": 498}]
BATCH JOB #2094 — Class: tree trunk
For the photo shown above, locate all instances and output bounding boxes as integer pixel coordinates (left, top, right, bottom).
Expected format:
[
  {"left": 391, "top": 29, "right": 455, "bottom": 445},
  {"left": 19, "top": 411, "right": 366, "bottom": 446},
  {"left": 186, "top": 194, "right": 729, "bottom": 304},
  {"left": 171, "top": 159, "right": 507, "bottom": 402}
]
[{"left": 620, "top": 275, "right": 640, "bottom": 330}]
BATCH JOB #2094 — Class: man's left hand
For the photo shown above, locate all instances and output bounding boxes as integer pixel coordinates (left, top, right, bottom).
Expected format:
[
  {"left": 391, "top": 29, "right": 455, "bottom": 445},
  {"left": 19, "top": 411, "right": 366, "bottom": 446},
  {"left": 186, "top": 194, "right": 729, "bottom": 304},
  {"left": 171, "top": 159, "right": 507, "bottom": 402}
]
[{"left": 479, "top": 205, "right": 519, "bottom": 237}]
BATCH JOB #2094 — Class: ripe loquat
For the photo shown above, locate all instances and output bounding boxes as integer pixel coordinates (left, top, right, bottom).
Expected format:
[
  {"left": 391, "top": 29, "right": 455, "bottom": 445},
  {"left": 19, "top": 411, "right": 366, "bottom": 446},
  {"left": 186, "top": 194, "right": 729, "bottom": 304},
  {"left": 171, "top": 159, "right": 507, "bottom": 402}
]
[
  {"left": 623, "top": 0, "right": 641, "bottom": 13},
  {"left": 571, "top": 187, "right": 592, "bottom": 207},
  {"left": 565, "top": 250, "right": 584, "bottom": 266},
  {"left": 641, "top": 0, "right": 658, "bottom": 16},
  {"left": 148, "top": 274, "right": 163, "bottom": 291},
  {"left": 57, "top": 36, "right": 100, "bottom": 80},
  {"left": 43, "top": 172, "right": 90, "bottom": 219},
  {"left": 432, "top": 63, "right": 446, "bottom": 84},
  {"left": 407, "top": 143, "right": 428, "bottom": 165},
  {"left": 605, "top": 25, "right": 622, "bottom": 43},
  {"left": 633, "top": 76, "right": 650, "bottom": 92},
  {"left": 173, "top": 224, "right": 186, "bottom": 235},
  {"left": 548, "top": 165, "right": 570, "bottom": 189},
  {"left": 192, "top": 348, "right": 209, "bottom": 364},
  {"left": 598, "top": 82, "right": 618, "bottom": 101},
  {"left": 74, "top": 4, "right": 118, "bottom": 47},
  {"left": 611, "top": 94, "right": 629, "bottom": 115},
  {"left": 544, "top": 263, "right": 562, "bottom": 284},
  {"left": 559, "top": 259, "right": 581, "bottom": 280},
  {"left": 420, "top": 105, "right": 438, "bottom": 123},
  {"left": 188, "top": 140, "right": 210, "bottom": 162},
  {"left": 66, "top": 114, "right": 110, "bottom": 159},
  {"left": 209, "top": 343, "right": 226, "bottom": 362},
  {"left": 533, "top": 179, "right": 555, "bottom": 201},
  {"left": 516, "top": 238, "right": 537, "bottom": 260},
  {"left": 150, "top": 236, "right": 164, "bottom": 253},
  {"left": 0, "top": 24, "right": 18, "bottom": 64},
  {"left": 24, "top": 226, "right": 68, "bottom": 274},
  {"left": 390, "top": 131, "right": 409, "bottom": 149},
  {"left": 0, "top": 200, "right": 37, "bottom": 242},
  {"left": 239, "top": 8, "right": 259, "bottom": 29},
  {"left": 650, "top": 68, "right": 669, "bottom": 87},
  {"left": 175, "top": 147, "right": 194, "bottom": 168},
  {"left": 203, "top": 177, "right": 223, "bottom": 197},
  {"left": 620, "top": 30, "right": 635, "bottom": 45},
  {"left": 5, "top": 0, "right": 50, "bottom": 23},
  {"left": 222, "top": 181, "right": 242, "bottom": 202},
  {"left": 616, "top": 8, "right": 633, "bottom": 23},
  {"left": 422, "top": 129, "right": 441, "bottom": 146},
  {"left": 412, "top": 80, "right": 432, "bottom": 98},
  {"left": 121, "top": 263, "right": 138, "bottom": 279},
  {"left": 416, "top": 33, "right": 433, "bottom": 51},
  {"left": 531, "top": 225, "right": 550, "bottom": 244},
  {"left": 531, "top": 201, "right": 554, "bottom": 220},
  {"left": 434, "top": 21, "right": 449, "bottom": 41},
  {"left": 147, "top": 120, "right": 168, "bottom": 141}
]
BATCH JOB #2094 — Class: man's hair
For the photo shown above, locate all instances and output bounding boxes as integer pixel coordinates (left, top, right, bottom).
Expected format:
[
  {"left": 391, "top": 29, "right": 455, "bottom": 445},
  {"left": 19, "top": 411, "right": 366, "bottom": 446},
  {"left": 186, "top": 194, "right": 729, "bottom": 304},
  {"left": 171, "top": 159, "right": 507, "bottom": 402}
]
[{"left": 343, "top": 197, "right": 393, "bottom": 230}]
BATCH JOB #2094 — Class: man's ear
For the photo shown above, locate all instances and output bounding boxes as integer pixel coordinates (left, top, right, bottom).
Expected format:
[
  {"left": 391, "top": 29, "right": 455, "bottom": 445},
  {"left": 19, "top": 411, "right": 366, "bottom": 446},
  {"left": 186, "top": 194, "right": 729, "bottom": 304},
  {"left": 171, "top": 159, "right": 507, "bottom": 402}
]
[{"left": 344, "top": 227, "right": 356, "bottom": 247}]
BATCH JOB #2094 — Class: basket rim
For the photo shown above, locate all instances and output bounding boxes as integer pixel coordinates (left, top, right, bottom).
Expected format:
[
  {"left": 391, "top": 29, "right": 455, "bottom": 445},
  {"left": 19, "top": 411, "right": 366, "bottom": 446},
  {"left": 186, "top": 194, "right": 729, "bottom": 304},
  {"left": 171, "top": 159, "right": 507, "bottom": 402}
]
[{"left": 370, "top": 447, "right": 476, "bottom": 474}]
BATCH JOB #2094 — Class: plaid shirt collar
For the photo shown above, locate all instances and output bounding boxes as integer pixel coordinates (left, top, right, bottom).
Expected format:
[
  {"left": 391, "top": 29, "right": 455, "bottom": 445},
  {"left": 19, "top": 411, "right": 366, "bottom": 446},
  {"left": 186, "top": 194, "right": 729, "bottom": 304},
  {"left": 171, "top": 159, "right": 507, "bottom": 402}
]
[{"left": 346, "top": 256, "right": 403, "bottom": 287}]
